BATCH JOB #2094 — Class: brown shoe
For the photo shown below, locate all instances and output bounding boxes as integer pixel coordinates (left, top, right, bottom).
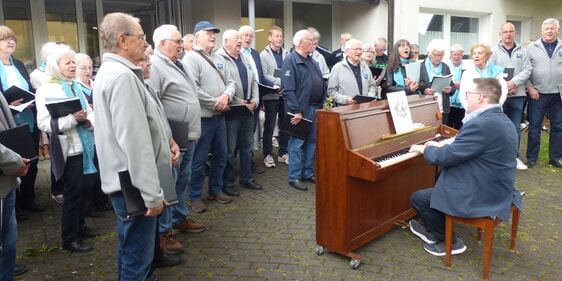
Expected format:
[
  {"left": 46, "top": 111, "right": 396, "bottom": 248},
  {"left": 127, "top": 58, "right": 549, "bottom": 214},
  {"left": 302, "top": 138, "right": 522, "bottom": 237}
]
[
  {"left": 172, "top": 217, "right": 206, "bottom": 234},
  {"left": 187, "top": 200, "right": 207, "bottom": 213},
  {"left": 38, "top": 146, "right": 45, "bottom": 161},
  {"left": 159, "top": 230, "right": 183, "bottom": 254},
  {"left": 207, "top": 192, "right": 232, "bottom": 204}
]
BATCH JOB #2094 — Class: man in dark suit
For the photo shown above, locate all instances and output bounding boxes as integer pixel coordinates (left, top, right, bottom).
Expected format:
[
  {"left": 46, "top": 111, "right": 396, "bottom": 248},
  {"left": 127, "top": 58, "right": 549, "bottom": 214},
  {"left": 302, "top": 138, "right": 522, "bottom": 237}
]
[
  {"left": 408, "top": 77, "right": 522, "bottom": 256},
  {"left": 327, "top": 32, "right": 352, "bottom": 70}
]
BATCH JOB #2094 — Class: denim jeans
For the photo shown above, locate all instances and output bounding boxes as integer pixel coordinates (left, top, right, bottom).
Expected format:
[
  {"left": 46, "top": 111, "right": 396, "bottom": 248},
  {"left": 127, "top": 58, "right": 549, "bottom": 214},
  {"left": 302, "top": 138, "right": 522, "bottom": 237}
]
[
  {"left": 159, "top": 141, "right": 194, "bottom": 234},
  {"left": 224, "top": 115, "right": 255, "bottom": 186},
  {"left": 503, "top": 96, "right": 525, "bottom": 152},
  {"left": 0, "top": 189, "right": 17, "bottom": 281},
  {"left": 189, "top": 115, "right": 227, "bottom": 200},
  {"left": 526, "top": 94, "right": 562, "bottom": 161},
  {"left": 262, "top": 99, "right": 288, "bottom": 158},
  {"left": 288, "top": 104, "right": 321, "bottom": 182},
  {"left": 111, "top": 192, "right": 156, "bottom": 281}
]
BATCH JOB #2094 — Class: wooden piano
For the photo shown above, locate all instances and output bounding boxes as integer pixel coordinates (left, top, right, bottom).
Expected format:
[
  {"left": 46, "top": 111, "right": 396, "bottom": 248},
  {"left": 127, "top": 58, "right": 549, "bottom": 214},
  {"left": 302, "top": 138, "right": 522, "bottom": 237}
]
[{"left": 315, "top": 95, "right": 457, "bottom": 269}]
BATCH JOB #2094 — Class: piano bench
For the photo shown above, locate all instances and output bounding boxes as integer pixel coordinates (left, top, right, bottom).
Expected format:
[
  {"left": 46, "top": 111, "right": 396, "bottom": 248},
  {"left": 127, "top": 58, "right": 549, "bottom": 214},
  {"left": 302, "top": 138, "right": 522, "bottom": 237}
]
[{"left": 444, "top": 204, "right": 521, "bottom": 280}]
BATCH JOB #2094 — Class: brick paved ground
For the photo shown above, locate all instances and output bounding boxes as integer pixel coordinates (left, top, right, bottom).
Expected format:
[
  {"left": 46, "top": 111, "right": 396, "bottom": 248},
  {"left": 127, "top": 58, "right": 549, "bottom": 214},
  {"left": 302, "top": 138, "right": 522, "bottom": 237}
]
[{"left": 14, "top": 132, "right": 562, "bottom": 281}]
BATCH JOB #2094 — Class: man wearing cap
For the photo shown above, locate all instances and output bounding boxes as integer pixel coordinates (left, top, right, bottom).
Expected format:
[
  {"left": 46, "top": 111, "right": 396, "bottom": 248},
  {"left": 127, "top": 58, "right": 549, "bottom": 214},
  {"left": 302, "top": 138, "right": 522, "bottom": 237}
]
[{"left": 182, "top": 21, "right": 235, "bottom": 213}]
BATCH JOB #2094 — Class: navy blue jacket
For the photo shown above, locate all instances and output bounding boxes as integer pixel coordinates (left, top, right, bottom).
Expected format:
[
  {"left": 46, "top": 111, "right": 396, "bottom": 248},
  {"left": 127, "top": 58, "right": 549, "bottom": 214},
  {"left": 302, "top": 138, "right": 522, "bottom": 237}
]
[
  {"left": 248, "top": 48, "right": 274, "bottom": 87},
  {"left": 426, "top": 106, "right": 522, "bottom": 222},
  {"left": 281, "top": 51, "right": 326, "bottom": 117}
]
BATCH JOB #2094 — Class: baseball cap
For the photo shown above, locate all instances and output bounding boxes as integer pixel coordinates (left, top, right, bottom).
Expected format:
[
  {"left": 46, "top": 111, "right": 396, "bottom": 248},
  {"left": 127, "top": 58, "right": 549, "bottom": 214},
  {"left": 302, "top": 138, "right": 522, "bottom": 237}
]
[{"left": 193, "top": 21, "right": 220, "bottom": 35}]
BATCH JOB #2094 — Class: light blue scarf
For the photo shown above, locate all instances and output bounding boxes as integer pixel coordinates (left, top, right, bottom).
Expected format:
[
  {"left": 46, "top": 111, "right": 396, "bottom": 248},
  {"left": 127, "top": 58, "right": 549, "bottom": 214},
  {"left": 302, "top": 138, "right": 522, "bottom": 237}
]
[
  {"left": 424, "top": 58, "right": 443, "bottom": 82},
  {"left": 475, "top": 62, "right": 504, "bottom": 78},
  {"left": 58, "top": 79, "right": 97, "bottom": 175},
  {"left": 450, "top": 61, "right": 464, "bottom": 108},
  {"left": 392, "top": 59, "right": 411, "bottom": 87},
  {"left": 0, "top": 56, "right": 35, "bottom": 132}
]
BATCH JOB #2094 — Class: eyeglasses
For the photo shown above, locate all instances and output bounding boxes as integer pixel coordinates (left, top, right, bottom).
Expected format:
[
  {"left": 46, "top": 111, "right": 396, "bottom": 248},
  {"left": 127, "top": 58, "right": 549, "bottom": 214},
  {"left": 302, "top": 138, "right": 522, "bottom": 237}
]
[
  {"left": 164, "top": 39, "right": 183, "bottom": 44},
  {"left": 364, "top": 51, "right": 375, "bottom": 54},
  {"left": 79, "top": 66, "right": 93, "bottom": 71},
  {"left": 348, "top": 48, "right": 363, "bottom": 52},
  {"left": 377, "top": 48, "right": 387, "bottom": 51},
  {"left": 203, "top": 32, "right": 216, "bottom": 37},
  {"left": 465, "top": 91, "right": 481, "bottom": 97},
  {"left": 1, "top": 37, "right": 17, "bottom": 43},
  {"left": 125, "top": 33, "right": 147, "bottom": 41},
  {"left": 302, "top": 38, "right": 314, "bottom": 41}
]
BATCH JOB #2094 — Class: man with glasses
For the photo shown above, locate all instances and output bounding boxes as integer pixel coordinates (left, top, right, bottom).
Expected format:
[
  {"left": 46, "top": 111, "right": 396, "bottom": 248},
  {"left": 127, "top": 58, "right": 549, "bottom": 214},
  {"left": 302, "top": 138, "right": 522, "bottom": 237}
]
[
  {"left": 489, "top": 22, "right": 531, "bottom": 170},
  {"left": 524, "top": 18, "right": 562, "bottom": 168},
  {"left": 327, "top": 39, "right": 377, "bottom": 106},
  {"left": 282, "top": 30, "right": 326, "bottom": 192},
  {"left": 374, "top": 37, "right": 389, "bottom": 99},
  {"left": 409, "top": 77, "right": 522, "bottom": 257},
  {"left": 94, "top": 13, "right": 179, "bottom": 281},
  {"left": 182, "top": 21, "right": 235, "bottom": 213},
  {"left": 146, "top": 24, "right": 206, "bottom": 256}
]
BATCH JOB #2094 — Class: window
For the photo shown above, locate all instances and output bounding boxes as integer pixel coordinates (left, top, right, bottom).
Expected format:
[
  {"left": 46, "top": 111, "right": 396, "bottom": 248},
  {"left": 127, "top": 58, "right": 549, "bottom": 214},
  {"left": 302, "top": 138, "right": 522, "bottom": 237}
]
[
  {"left": 419, "top": 12, "right": 481, "bottom": 59},
  {"left": 3, "top": 0, "right": 36, "bottom": 71}
]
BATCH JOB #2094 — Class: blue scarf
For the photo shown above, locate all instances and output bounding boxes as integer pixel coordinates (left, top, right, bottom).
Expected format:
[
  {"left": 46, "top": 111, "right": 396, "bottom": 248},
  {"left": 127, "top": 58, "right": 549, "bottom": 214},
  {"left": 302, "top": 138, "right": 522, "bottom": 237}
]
[
  {"left": 58, "top": 79, "right": 97, "bottom": 175},
  {"left": 0, "top": 56, "right": 35, "bottom": 132},
  {"left": 450, "top": 61, "right": 464, "bottom": 108},
  {"left": 475, "top": 62, "right": 504, "bottom": 78},
  {"left": 424, "top": 59, "right": 443, "bottom": 82},
  {"left": 392, "top": 59, "right": 411, "bottom": 87}
]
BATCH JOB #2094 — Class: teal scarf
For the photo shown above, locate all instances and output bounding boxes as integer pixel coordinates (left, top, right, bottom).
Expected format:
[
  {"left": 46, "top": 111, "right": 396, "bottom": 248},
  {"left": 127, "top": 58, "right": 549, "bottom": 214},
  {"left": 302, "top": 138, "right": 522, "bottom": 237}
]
[
  {"left": 393, "top": 58, "right": 413, "bottom": 87},
  {"left": 59, "top": 80, "right": 97, "bottom": 175},
  {"left": 475, "top": 62, "right": 504, "bottom": 78},
  {"left": 0, "top": 56, "right": 35, "bottom": 132},
  {"left": 424, "top": 59, "right": 443, "bottom": 82},
  {"left": 450, "top": 61, "right": 464, "bottom": 108}
]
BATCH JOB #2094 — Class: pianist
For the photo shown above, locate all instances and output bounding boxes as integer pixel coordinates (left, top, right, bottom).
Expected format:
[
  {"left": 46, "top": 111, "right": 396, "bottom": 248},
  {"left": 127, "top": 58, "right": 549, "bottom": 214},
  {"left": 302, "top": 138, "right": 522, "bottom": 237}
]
[{"left": 408, "top": 77, "right": 523, "bottom": 256}]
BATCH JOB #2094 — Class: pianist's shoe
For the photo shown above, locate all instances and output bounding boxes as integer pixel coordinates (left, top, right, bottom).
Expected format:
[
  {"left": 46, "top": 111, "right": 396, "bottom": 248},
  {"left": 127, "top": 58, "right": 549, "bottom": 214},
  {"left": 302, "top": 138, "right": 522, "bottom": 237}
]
[
  {"left": 289, "top": 180, "right": 308, "bottom": 191},
  {"left": 409, "top": 219, "right": 437, "bottom": 244}
]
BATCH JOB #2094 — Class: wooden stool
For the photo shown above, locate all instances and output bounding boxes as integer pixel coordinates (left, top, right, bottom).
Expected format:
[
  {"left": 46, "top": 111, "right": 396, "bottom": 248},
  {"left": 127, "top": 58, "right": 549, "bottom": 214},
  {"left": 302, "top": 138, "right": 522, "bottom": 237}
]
[{"left": 445, "top": 204, "right": 521, "bottom": 280}]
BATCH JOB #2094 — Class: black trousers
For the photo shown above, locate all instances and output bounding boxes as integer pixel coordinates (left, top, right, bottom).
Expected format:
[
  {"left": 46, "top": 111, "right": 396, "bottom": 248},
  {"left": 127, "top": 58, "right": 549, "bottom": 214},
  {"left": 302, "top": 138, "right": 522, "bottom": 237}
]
[{"left": 61, "top": 155, "right": 93, "bottom": 244}]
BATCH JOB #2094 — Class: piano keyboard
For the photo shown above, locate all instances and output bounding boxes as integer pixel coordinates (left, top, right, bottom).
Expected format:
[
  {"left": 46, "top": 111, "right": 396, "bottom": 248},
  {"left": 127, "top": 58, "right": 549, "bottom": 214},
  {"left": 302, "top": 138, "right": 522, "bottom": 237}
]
[{"left": 375, "top": 136, "right": 454, "bottom": 168}]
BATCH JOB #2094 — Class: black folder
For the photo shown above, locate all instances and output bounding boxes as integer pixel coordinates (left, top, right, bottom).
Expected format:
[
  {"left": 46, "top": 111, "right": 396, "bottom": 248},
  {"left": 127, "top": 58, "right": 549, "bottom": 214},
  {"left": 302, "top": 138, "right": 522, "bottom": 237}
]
[
  {"left": 2, "top": 85, "right": 35, "bottom": 104},
  {"left": 225, "top": 104, "right": 253, "bottom": 118},
  {"left": 118, "top": 170, "right": 147, "bottom": 219},
  {"left": 258, "top": 83, "right": 279, "bottom": 96},
  {"left": 0, "top": 125, "right": 38, "bottom": 161},
  {"left": 168, "top": 120, "right": 189, "bottom": 150},
  {"left": 369, "top": 66, "right": 384, "bottom": 78},
  {"left": 279, "top": 112, "right": 312, "bottom": 140},
  {"left": 503, "top": 68, "right": 514, "bottom": 81},
  {"left": 352, "top": 95, "right": 377, "bottom": 104},
  {"left": 157, "top": 163, "right": 177, "bottom": 206},
  {"left": 45, "top": 97, "right": 82, "bottom": 118}
]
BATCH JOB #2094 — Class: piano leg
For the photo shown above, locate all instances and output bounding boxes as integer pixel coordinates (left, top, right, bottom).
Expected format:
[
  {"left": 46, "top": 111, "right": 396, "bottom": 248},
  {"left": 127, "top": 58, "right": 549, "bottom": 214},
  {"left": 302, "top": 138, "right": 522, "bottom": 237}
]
[{"left": 315, "top": 245, "right": 363, "bottom": 269}]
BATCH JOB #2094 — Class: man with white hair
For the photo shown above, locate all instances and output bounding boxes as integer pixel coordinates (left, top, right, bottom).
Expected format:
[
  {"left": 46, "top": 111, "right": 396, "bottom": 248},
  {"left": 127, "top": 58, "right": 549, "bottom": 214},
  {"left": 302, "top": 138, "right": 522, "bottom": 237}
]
[
  {"left": 282, "top": 30, "right": 326, "bottom": 192},
  {"left": 94, "top": 12, "right": 179, "bottom": 280},
  {"left": 182, "top": 21, "right": 235, "bottom": 213},
  {"left": 525, "top": 18, "right": 562, "bottom": 168},
  {"left": 146, "top": 24, "right": 206, "bottom": 255},
  {"left": 217, "top": 30, "right": 262, "bottom": 196}
]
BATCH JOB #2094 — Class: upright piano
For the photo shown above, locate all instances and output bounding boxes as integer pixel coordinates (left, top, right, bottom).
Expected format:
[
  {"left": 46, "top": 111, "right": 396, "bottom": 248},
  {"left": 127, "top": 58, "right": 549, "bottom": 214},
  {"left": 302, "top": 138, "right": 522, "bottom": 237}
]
[{"left": 315, "top": 95, "right": 457, "bottom": 268}]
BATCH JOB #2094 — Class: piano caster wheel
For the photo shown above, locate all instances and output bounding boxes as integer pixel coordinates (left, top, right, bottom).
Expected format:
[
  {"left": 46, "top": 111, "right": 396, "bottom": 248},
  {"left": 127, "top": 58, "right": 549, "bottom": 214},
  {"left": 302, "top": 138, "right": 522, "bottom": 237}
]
[
  {"left": 349, "top": 259, "right": 361, "bottom": 269},
  {"left": 315, "top": 246, "right": 325, "bottom": 255}
]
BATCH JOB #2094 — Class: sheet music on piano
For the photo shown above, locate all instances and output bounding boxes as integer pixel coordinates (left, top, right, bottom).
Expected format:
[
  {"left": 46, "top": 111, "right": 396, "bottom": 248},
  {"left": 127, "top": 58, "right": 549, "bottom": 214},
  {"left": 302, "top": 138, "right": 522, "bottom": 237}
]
[{"left": 386, "top": 91, "right": 414, "bottom": 134}]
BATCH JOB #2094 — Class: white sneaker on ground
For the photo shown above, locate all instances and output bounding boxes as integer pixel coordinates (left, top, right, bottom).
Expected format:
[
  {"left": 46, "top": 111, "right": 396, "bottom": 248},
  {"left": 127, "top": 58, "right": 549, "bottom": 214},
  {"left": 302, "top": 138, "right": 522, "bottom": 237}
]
[
  {"left": 264, "top": 155, "right": 276, "bottom": 168},
  {"left": 516, "top": 158, "right": 528, "bottom": 170},
  {"left": 278, "top": 153, "right": 289, "bottom": 165}
]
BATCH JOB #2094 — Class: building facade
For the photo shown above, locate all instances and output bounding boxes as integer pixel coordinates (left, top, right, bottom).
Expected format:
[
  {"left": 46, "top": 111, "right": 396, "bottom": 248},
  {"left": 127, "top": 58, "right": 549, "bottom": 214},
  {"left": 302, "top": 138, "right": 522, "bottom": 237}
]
[{"left": 1, "top": 0, "right": 560, "bottom": 72}]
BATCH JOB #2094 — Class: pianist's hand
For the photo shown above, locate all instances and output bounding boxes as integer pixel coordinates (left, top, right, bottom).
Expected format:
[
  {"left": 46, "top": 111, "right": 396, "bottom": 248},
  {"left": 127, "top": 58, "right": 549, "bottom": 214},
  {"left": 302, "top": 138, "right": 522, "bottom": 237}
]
[
  {"left": 424, "top": 140, "right": 444, "bottom": 148},
  {"left": 291, "top": 113, "right": 303, "bottom": 125},
  {"left": 409, "top": 144, "right": 425, "bottom": 154}
]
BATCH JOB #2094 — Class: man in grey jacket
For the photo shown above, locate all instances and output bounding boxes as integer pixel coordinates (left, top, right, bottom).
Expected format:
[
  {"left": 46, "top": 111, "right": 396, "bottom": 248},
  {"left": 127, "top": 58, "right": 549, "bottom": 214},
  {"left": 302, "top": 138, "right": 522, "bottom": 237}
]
[
  {"left": 260, "top": 26, "right": 290, "bottom": 168},
  {"left": 0, "top": 95, "right": 30, "bottom": 281},
  {"left": 182, "top": 21, "right": 235, "bottom": 213},
  {"left": 147, "top": 24, "right": 206, "bottom": 255},
  {"left": 93, "top": 12, "right": 179, "bottom": 280},
  {"left": 217, "top": 29, "right": 263, "bottom": 197},
  {"left": 490, "top": 22, "right": 531, "bottom": 170},
  {"left": 525, "top": 18, "right": 562, "bottom": 168}
]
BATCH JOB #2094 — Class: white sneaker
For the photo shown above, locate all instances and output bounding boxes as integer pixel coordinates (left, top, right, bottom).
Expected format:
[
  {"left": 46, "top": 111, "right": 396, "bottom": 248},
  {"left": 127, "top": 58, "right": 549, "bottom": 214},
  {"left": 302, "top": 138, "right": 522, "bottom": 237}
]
[
  {"left": 278, "top": 153, "right": 289, "bottom": 165},
  {"left": 264, "top": 155, "right": 276, "bottom": 168},
  {"left": 516, "top": 158, "right": 528, "bottom": 170},
  {"left": 272, "top": 137, "right": 279, "bottom": 147}
]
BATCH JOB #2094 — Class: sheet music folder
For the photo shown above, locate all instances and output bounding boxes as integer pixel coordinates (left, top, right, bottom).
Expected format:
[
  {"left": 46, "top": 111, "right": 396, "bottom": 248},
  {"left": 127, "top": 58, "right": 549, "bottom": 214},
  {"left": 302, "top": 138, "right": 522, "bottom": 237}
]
[
  {"left": 167, "top": 120, "right": 189, "bottom": 150},
  {"left": 369, "top": 66, "right": 384, "bottom": 78},
  {"left": 45, "top": 97, "right": 82, "bottom": 118},
  {"left": 225, "top": 104, "right": 253, "bottom": 118},
  {"left": 2, "top": 85, "right": 35, "bottom": 104},
  {"left": 279, "top": 112, "right": 312, "bottom": 140},
  {"left": 118, "top": 163, "right": 177, "bottom": 218},
  {"left": 430, "top": 74, "right": 453, "bottom": 92},
  {"left": 0, "top": 124, "right": 38, "bottom": 161},
  {"left": 258, "top": 83, "right": 279, "bottom": 96},
  {"left": 352, "top": 95, "right": 377, "bottom": 104}
]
